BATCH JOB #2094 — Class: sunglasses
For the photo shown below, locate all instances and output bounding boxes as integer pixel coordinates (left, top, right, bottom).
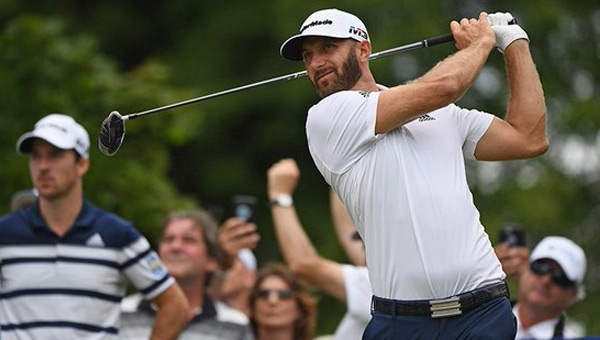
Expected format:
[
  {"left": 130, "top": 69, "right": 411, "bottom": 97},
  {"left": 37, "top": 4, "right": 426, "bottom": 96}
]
[
  {"left": 530, "top": 260, "right": 576, "bottom": 288},
  {"left": 257, "top": 289, "right": 295, "bottom": 300}
]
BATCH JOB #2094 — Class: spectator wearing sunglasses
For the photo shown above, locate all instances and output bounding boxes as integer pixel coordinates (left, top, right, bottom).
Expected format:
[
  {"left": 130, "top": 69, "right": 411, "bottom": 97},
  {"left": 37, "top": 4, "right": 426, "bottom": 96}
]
[
  {"left": 250, "top": 264, "right": 317, "bottom": 340},
  {"left": 512, "top": 236, "right": 587, "bottom": 339}
]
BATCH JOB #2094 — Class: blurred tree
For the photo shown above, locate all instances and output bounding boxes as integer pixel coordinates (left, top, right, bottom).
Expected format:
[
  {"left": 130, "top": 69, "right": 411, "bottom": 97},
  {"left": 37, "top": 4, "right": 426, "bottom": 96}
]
[
  {"left": 0, "top": 15, "right": 199, "bottom": 244},
  {"left": 1, "top": 0, "right": 599, "bottom": 335}
]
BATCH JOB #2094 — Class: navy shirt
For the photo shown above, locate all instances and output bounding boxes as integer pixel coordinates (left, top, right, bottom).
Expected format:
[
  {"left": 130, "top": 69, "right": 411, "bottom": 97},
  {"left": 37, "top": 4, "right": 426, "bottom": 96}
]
[{"left": 0, "top": 200, "right": 174, "bottom": 339}]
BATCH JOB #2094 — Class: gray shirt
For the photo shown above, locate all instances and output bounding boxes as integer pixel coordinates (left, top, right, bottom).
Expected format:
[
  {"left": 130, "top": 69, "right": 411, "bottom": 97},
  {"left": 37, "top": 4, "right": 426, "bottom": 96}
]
[{"left": 119, "top": 294, "right": 254, "bottom": 340}]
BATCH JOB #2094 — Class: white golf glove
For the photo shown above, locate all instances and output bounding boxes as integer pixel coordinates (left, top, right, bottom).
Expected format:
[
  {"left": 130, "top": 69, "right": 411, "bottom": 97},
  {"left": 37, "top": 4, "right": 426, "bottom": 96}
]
[{"left": 487, "top": 12, "right": 529, "bottom": 53}]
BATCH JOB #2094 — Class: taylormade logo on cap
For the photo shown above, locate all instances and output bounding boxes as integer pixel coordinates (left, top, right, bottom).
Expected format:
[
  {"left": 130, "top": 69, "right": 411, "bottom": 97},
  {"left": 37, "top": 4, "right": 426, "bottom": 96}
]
[
  {"left": 16, "top": 113, "right": 90, "bottom": 159},
  {"left": 300, "top": 19, "right": 333, "bottom": 33},
  {"left": 280, "top": 8, "right": 370, "bottom": 61}
]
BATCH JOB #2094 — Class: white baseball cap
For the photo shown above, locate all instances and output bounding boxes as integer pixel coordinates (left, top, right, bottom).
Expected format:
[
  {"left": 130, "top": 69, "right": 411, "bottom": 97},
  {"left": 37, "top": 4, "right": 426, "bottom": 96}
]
[
  {"left": 280, "top": 8, "right": 370, "bottom": 61},
  {"left": 17, "top": 114, "right": 90, "bottom": 159},
  {"left": 530, "top": 236, "right": 587, "bottom": 284}
]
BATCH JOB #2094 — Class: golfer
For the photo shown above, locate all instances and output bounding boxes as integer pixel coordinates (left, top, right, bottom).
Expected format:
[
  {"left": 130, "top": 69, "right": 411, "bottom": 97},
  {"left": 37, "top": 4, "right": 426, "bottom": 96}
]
[{"left": 280, "top": 8, "right": 547, "bottom": 338}]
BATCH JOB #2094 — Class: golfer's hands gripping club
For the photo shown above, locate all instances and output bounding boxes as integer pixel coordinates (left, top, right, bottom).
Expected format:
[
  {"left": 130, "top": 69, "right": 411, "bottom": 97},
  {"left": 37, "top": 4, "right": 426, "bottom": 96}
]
[
  {"left": 98, "top": 111, "right": 126, "bottom": 156},
  {"left": 487, "top": 12, "right": 529, "bottom": 53},
  {"left": 450, "top": 12, "right": 496, "bottom": 52}
]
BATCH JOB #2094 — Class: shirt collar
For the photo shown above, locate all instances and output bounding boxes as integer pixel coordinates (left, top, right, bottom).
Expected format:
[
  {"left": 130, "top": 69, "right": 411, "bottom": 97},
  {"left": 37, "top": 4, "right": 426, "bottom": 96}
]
[
  {"left": 139, "top": 294, "right": 217, "bottom": 321},
  {"left": 29, "top": 198, "right": 95, "bottom": 230},
  {"left": 513, "top": 303, "right": 561, "bottom": 339}
]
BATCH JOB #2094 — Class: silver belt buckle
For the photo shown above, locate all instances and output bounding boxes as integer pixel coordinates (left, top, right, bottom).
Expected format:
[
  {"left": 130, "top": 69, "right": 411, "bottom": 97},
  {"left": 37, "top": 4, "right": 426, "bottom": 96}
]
[{"left": 429, "top": 296, "right": 462, "bottom": 318}]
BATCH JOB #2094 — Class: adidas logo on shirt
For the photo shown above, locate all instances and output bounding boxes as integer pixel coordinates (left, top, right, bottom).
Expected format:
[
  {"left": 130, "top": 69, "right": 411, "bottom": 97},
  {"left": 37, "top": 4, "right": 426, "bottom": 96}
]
[
  {"left": 418, "top": 114, "right": 435, "bottom": 122},
  {"left": 86, "top": 233, "right": 105, "bottom": 247}
]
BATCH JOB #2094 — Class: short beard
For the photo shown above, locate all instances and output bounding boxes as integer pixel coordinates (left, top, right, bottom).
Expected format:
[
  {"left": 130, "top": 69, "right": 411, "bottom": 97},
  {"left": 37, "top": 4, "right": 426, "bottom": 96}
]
[{"left": 313, "top": 46, "right": 362, "bottom": 98}]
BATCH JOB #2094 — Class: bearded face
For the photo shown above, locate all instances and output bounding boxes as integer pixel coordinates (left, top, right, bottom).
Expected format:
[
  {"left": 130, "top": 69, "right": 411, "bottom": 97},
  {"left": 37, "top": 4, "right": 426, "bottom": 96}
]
[{"left": 311, "top": 43, "right": 363, "bottom": 98}]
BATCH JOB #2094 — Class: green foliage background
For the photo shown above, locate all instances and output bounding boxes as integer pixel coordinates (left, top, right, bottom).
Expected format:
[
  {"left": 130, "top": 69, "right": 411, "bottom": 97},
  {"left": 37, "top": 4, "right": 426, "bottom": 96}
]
[{"left": 1, "top": 0, "right": 598, "bottom": 335}]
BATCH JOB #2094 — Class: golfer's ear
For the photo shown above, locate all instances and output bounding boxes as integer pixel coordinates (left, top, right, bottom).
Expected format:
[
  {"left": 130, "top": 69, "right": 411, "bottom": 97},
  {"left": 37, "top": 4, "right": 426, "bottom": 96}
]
[{"left": 357, "top": 40, "right": 371, "bottom": 61}]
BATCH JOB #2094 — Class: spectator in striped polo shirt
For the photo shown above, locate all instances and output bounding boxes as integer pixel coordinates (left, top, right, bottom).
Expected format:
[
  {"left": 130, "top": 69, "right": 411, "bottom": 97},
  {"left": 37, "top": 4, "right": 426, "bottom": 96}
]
[{"left": 0, "top": 113, "right": 188, "bottom": 340}]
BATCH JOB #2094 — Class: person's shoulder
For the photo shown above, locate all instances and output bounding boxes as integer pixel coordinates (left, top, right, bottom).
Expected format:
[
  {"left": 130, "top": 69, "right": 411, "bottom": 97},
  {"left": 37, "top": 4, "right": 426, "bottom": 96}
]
[
  {"left": 0, "top": 206, "right": 37, "bottom": 241},
  {"left": 0, "top": 210, "right": 23, "bottom": 226},
  {"left": 214, "top": 301, "right": 250, "bottom": 325},
  {"left": 308, "top": 90, "right": 378, "bottom": 124},
  {"left": 185, "top": 318, "right": 253, "bottom": 340},
  {"left": 430, "top": 103, "right": 458, "bottom": 113},
  {"left": 86, "top": 201, "right": 132, "bottom": 228},
  {"left": 563, "top": 318, "right": 587, "bottom": 338},
  {"left": 185, "top": 301, "right": 253, "bottom": 338},
  {"left": 313, "top": 90, "right": 373, "bottom": 107},
  {"left": 83, "top": 201, "right": 143, "bottom": 247}
]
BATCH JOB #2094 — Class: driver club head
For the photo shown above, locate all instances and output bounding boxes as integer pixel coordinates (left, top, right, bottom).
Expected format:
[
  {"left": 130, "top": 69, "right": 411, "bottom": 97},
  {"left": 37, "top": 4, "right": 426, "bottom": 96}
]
[{"left": 98, "top": 110, "right": 126, "bottom": 156}]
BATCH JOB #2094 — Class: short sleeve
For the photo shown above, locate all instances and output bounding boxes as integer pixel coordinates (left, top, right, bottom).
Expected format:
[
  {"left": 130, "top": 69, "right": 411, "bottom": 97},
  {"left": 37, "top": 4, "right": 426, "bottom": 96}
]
[
  {"left": 451, "top": 104, "right": 495, "bottom": 159},
  {"left": 121, "top": 236, "right": 174, "bottom": 300}
]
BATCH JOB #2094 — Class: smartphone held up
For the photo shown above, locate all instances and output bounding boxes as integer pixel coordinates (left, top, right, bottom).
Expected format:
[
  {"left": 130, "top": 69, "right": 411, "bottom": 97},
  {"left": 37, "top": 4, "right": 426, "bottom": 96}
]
[
  {"left": 231, "top": 195, "right": 257, "bottom": 223},
  {"left": 498, "top": 224, "right": 526, "bottom": 248}
]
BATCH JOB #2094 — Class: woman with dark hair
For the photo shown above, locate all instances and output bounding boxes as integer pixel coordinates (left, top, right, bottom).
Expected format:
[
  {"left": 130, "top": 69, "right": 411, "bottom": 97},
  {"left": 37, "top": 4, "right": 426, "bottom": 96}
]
[{"left": 250, "top": 264, "right": 317, "bottom": 340}]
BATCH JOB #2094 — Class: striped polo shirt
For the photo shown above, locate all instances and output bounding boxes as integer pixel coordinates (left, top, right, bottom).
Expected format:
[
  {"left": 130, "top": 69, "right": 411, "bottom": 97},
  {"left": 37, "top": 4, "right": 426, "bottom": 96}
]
[{"left": 0, "top": 200, "right": 174, "bottom": 340}]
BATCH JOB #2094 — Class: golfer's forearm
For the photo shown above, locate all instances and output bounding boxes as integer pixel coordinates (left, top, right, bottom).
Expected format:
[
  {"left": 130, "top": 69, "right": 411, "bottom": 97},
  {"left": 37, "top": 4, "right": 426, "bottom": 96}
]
[
  {"left": 376, "top": 43, "right": 492, "bottom": 133},
  {"left": 423, "top": 42, "right": 492, "bottom": 101},
  {"left": 504, "top": 41, "right": 548, "bottom": 153}
]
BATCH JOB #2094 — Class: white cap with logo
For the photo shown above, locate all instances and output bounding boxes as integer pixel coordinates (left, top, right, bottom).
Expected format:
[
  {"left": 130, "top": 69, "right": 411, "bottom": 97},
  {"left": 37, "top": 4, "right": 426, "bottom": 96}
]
[
  {"left": 16, "top": 113, "right": 90, "bottom": 159},
  {"left": 280, "top": 8, "right": 370, "bottom": 61},
  {"left": 530, "top": 236, "right": 587, "bottom": 285}
]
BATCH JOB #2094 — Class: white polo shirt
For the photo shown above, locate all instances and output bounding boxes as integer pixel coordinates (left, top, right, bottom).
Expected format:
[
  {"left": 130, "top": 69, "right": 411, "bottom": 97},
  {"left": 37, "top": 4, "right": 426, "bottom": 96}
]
[
  {"left": 306, "top": 89, "right": 504, "bottom": 300},
  {"left": 513, "top": 304, "right": 585, "bottom": 339},
  {"left": 334, "top": 265, "right": 371, "bottom": 340}
]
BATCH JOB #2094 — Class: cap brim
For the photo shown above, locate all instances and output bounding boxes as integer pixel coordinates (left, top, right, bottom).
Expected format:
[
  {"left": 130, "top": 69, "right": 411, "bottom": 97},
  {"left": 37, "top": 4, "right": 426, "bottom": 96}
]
[
  {"left": 280, "top": 33, "right": 359, "bottom": 61},
  {"left": 280, "top": 34, "right": 305, "bottom": 61},
  {"left": 16, "top": 129, "right": 74, "bottom": 155},
  {"left": 531, "top": 252, "right": 579, "bottom": 283},
  {"left": 555, "top": 258, "right": 580, "bottom": 283}
]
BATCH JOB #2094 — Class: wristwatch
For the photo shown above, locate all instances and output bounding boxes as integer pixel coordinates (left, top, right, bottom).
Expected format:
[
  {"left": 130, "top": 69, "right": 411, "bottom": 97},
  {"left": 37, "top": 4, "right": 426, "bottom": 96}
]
[{"left": 269, "top": 193, "right": 293, "bottom": 208}]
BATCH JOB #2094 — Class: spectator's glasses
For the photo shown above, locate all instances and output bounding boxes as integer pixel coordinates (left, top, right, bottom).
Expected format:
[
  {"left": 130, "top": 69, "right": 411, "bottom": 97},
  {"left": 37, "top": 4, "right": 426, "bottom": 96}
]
[
  {"left": 529, "top": 260, "right": 576, "bottom": 289},
  {"left": 257, "top": 289, "right": 295, "bottom": 300}
]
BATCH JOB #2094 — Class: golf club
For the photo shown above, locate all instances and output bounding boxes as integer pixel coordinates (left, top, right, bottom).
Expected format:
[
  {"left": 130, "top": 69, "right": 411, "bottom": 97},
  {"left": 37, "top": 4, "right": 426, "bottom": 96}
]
[{"left": 99, "top": 33, "right": 455, "bottom": 156}]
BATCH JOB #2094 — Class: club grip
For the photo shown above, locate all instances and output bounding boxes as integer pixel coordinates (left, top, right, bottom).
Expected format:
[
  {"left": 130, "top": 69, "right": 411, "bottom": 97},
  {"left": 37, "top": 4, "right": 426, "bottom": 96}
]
[
  {"left": 424, "top": 34, "right": 454, "bottom": 47},
  {"left": 424, "top": 18, "right": 518, "bottom": 48}
]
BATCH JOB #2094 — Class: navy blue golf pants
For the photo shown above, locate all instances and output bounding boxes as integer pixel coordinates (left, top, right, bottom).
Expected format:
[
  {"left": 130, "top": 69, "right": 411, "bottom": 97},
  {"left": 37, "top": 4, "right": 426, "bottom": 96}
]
[{"left": 362, "top": 296, "right": 516, "bottom": 340}]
